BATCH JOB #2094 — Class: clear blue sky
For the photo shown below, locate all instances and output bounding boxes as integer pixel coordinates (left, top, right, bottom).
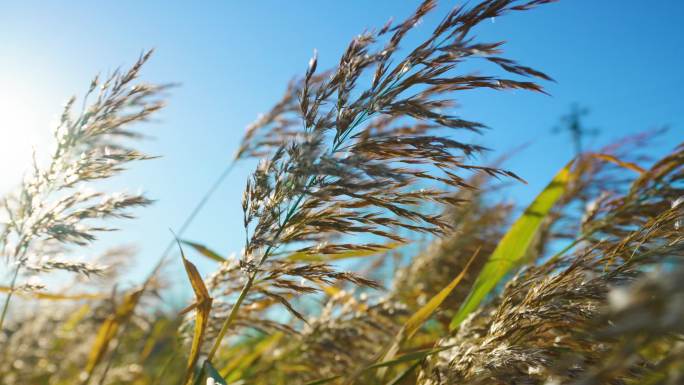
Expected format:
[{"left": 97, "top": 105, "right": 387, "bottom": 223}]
[{"left": 1, "top": 1, "right": 682, "bottom": 288}]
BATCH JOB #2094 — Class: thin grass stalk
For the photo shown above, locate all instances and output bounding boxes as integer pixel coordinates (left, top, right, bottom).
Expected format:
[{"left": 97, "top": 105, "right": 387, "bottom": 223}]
[
  {"left": 206, "top": 181, "right": 307, "bottom": 361},
  {"left": 154, "top": 161, "right": 237, "bottom": 277},
  {"left": 1, "top": 227, "right": 37, "bottom": 333},
  {"left": 204, "top": 75, "right": 407, "bottom": 362},
  {"left": 0, "top": 265, "right": 20, "bottom": 332},
  {"left": 151, "top": 351, "right": 179, "bottom": 385},
  {"left": 90, "top": 162, "right": 237, "bottom": 384},
  {"left": 1, "top": 233, "right": 39, "bottom": 352}
]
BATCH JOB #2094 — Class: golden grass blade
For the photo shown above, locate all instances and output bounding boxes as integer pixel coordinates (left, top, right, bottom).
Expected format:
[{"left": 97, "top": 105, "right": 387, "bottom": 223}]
[
  {"left": 0, "top": 286, "right": 106, "bottom": 300},
  {"left": 305, "top": 376, "right": 341, "bottom": 385},
  {"left": 83, "top": 288, "right": 144, "bottom": 381},
  {"left": 182, "top": 240, "right": 227, "bottom": 263},
  {"left": 367, "top": 346, "right": 455, "bottom": 370},
  {"left": 140, "top": 318, "right": 173, "bottom": 361},
  {"left": 376, "top": 249, "right": 480, "bottom": 380},
  {"left": 223, "top": 332, "right": 284, "bottom": 381},
  {"left": 305, "top": 345, "right": 456, "bottom": 385},
  {"left": 385, "top": 361, "right": 421, "bottom": 385},
  {"left": 449, "top": 160, "right": 574, "bottom": 331},
  {"left": 405, "top": 248, "right": 480, "bottom": 340},
  {"left": 179, "top": 241, "right": 213, "bottom": 385},
  {"left": 61, "top": 304, "right": 91, "bottom": 332},
  {"left": 286, "top": 242, "right": 401, "bottom": 262},
  {"left": 592, "top": 153, "right": 645, "bottom": 175}
]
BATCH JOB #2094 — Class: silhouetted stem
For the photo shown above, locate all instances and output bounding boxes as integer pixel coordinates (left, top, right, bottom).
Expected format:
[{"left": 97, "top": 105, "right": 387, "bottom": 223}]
[
  {"left": 0, "top": 265, "right": 20, "bottom": 332},
  {"left": 88, "top": 160, "right": 237, "bottom": 385}
]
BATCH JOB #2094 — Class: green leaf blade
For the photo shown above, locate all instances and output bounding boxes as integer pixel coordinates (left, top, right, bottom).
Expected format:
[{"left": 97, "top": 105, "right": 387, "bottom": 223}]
[
  {"left": 182, "top": 240, "right": 227, "bottom": 263},
  {"left": 204, "top": 361, "right": 228, "bottom": 385},
  {"left": 449, "top": 161, "right": 574, "bottom": 330}
]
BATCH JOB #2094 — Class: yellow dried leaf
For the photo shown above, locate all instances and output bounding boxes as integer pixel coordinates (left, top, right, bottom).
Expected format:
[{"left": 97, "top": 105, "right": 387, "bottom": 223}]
[
  {"left": 592, "top": 153, "right": 645, "bottom": 175},
  {"left": 286, "top": 242, "right": 401, "bottom": 262},
  {"left": 376, "top": 249, "right": 480, "bottom": 379},
  {"left": 179, "top": 242, "right": 213, "bottom": 385},
  {"left": 0, "top": 286, "right": 106, "bottom": 301},
  {"left": 84, "top": 288, "right": 144, "bottom": 376}
]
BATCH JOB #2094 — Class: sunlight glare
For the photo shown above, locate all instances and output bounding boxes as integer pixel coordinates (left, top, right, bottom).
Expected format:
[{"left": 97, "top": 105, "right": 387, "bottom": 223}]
[{"left": 0, "top": 76, "right": 51, "bottom": 194}]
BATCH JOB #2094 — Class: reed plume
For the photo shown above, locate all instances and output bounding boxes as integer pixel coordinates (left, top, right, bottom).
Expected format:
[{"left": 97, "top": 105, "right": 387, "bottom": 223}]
[
  {"left": 2, "top": 2, "right": 682, "bottom": 385},
  {"left": 205, "top": 0, "right": 553, "bottom": 360},
  {"left": 418, "top": 141, "right": 684, "bottom": 385}
]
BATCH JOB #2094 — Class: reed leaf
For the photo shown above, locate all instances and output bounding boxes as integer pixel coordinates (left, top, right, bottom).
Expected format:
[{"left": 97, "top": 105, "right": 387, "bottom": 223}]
[
  {"left": 386, "top": 361, "right": 421, "bottom": 385},
  {"left": 83, "top": 288, "right": 144, "bottom": 381},
  {"left": 203, "top": 361, "right": 227, "bottom": 385},
  {"left": 405, "top": 248, "right": 479, "bottom": 340},
  {"left": 376, "top": 249, "right": 479, "bottom": 380},
  {"left": 285, "top": 242, "right": 401, "bottom": 262},
  {"left": 223, "top": 332, "right": 284, "bottom": 381},
  {"left": 305, "top": 345, "right": 456, "bottom": 385},
  {"left": 0, "top": 286, "right": 106, "bottom": 301},
  {"left": 592, "top": 153, "right": 646, "bottom": 175},
  {"left": 182, "top": 240, "right": 227, "bottom": 263},
  {"left": 449, "top": 160, "right": 574, "bottom": 330},
  {"left": 179, "top": 242, "right": 213, "bottom": 385}
]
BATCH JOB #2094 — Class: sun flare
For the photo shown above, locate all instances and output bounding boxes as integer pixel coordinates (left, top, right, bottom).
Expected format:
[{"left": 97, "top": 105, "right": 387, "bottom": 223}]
[{"left": 0, "top": 76, "right": 50, "bottom": 193}]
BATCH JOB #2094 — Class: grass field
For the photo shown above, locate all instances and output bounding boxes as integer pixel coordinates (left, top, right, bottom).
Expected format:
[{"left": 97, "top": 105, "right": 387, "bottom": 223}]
[{"left": 1, "top": 1, "right": 682, "bottom": 384}]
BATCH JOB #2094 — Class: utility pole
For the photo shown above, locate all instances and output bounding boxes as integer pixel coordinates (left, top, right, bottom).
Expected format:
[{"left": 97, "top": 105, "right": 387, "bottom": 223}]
[{"left": 553, "top": 103, "right": 599, "bottom": 157}]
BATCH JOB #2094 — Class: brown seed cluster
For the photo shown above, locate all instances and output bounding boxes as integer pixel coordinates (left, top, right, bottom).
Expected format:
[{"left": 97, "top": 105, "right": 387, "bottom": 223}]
[
  {"left": 219, "top": 0, "right": 553, "bottom": 343},
  {"left": 419, "top": 142, "right": 684, "bottom": 385}
]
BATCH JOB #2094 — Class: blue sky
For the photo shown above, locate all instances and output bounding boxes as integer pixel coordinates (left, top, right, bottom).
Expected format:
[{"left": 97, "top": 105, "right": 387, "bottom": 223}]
[{"left": 1, "top": 1, "right": 682, "bottom": 289}]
